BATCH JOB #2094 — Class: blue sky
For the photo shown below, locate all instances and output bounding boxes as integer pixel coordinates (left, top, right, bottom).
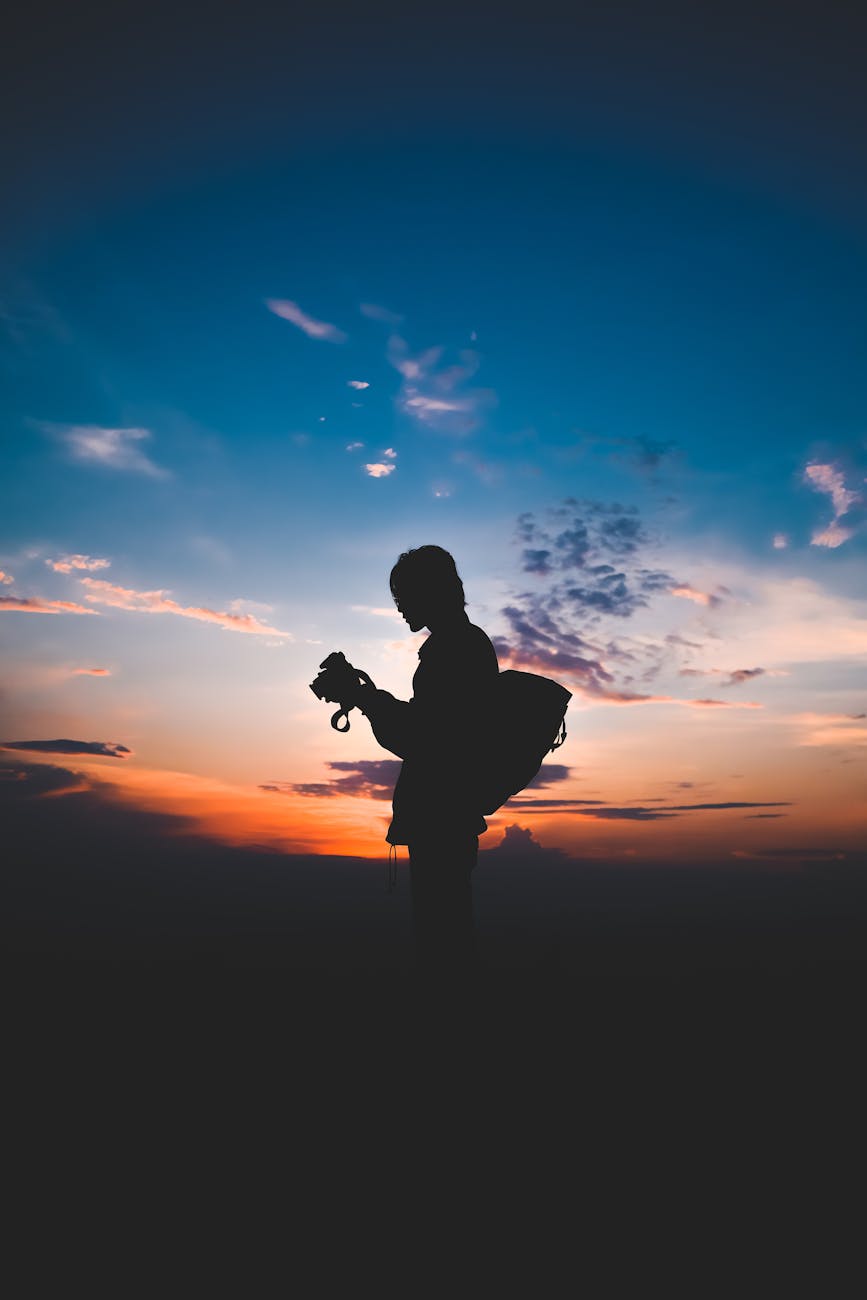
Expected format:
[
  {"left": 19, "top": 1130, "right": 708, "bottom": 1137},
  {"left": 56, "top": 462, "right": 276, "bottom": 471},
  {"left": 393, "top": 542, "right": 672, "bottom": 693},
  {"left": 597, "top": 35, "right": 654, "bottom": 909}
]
[{"left": 2, "top": 1, "right": 865, "bottom": 859}]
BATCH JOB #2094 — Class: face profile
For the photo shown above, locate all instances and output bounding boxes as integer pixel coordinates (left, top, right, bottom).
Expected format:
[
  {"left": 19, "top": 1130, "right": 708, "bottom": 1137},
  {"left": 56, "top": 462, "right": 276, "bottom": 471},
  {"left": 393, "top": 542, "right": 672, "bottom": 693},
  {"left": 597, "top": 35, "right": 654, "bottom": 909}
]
[{"left": 390, "top": 544, "right": 467, "bottom": 634}]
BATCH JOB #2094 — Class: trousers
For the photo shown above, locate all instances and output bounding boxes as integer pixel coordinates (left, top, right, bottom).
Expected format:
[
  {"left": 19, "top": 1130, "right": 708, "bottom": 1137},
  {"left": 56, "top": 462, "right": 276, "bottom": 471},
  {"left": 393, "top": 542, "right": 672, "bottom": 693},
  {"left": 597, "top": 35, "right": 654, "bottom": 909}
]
[{"left": 408, "top": 835, "right": 479, "bottom": 984}]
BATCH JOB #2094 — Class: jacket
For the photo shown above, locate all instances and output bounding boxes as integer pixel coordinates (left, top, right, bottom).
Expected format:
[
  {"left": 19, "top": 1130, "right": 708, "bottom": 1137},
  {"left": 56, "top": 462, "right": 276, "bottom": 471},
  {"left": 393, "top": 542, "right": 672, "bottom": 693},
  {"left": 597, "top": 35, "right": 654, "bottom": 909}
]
[{"left": 360, "top": 613, "right": 499, "bottom": 845}]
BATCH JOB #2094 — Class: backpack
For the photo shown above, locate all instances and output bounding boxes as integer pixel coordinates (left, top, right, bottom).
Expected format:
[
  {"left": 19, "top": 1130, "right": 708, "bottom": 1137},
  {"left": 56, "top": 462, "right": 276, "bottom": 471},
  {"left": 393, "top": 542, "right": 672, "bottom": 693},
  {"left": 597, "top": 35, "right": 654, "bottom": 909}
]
[{"left": 477, "top": 670, "right": 572, "bottom": 815}]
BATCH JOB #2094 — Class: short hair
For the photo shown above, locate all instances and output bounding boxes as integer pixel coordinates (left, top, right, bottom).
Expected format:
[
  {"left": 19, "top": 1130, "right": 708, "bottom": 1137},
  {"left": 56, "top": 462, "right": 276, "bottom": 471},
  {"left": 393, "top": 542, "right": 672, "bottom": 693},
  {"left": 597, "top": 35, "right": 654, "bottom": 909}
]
[{"left": 389, "top": 545, "right": 467, "bottom": 609}]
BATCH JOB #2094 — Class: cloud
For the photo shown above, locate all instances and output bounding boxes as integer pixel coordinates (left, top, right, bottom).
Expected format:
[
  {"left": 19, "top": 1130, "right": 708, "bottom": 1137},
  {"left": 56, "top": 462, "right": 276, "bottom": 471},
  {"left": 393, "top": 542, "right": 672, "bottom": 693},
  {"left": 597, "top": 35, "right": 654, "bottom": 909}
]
[
  {"left": 567, "top": 431, "right": 678, "bottom": 477},
  {"left": 804, "top": 462, "right": 861, "bottom": 548},
  {"left": 46, "top": 554, "right": 111, "bottom": 573},
  {"left": 347, "top": 380, "right": 370, "bottom": 390},
  {"left": 364, "top": 463, "right": 396, "bottom": 478},
  {"left": 71, "top": 667, "right": 111, "bottom": 676},
  {"left": 387, "top": 336, "right": 495, "bottom": 435},
  {"left": 732, "top": 846, "right": 846, "bottom": 862},
  {"left": 804, "top": 463, "right": 860, "bottom": 518},
  {"left": 0, "top": 739, "right": 130, "bottom": 758},
  {"left": 688, "top": 698, "right": 762, "bottom": 708},
  {"left": 383, "top": 447, "right": 397, "bottom": 459},
  {"left": 351, "top": 605, "right": 400, "bottom": 619},
  {"left": 265, "top": 298, "right": 347, "bottom": 343},
  {"left": 79, "top": 578, "right": 292, "bottom": 637},
  {"left": 793, "top": 712, "right": 867, "bottom": 747},
  {"left": 484, "top": 824, "right": 568, "bottom": 856},
  {"left": 502, "top": 798, "right": 789, "bottom": 818},
  {"left": 346, "top": 442, "right": 364, "bottom": 452},
  {"left": 811, "top": 521, "right": 854, "bottom": 549},
  {"left": 53, "top": 425, "right": 169, "bottom": 477},
  {"left": 773, "top": 534, "right": 789, "bottom": 550},
  {"left": 262, "top": 759, "right": 402, "bottom": 801},
  {"left": 0, "top": 570, "right": 13, "bottom": 585},
  {"left": 722, "top": 667, "right": 765, "bottom": 687},
  {"left": 666, "top": 801, "right": 791, "bottom": 811},
  {"left": 0, "top": 595, "right": 98, "bottom": 615},
  {"left": 360, "top": 302, "right": 403, "bottom": 325},
  {"left": 524, "top": 764, "right": 571, "bottom": 789},
  {"left": 670, "top": 584, "right": 726, "bottom": 608}
]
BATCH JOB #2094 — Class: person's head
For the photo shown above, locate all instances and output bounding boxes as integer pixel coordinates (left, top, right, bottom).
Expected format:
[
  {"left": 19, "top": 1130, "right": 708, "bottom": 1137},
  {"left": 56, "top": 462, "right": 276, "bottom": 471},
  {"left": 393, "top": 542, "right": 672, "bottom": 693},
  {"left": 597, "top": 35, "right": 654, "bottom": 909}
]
[{"left": 389, "top": 545, "right": 466, "bottom": 632}]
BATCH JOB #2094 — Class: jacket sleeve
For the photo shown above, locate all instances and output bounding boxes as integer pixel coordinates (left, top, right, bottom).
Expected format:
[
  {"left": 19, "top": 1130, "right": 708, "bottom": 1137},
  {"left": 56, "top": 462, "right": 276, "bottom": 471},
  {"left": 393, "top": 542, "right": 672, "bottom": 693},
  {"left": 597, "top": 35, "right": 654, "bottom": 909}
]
[{"left": 358, "top": 687, "right": 416, "bottom": 760}]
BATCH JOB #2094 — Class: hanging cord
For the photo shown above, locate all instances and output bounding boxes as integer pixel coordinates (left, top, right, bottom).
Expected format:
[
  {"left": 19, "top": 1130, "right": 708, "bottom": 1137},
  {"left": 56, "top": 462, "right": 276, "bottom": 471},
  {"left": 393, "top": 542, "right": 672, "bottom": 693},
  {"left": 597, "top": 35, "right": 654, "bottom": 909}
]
[{"left": 387, "top": 843, "right": 398, "bottom": 894}]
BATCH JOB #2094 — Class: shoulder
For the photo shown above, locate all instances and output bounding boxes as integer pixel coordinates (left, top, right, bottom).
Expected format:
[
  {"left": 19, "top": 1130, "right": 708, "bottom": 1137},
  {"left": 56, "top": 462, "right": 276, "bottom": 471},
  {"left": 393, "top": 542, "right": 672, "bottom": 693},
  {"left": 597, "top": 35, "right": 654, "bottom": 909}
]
[
  {"left": 465, "top": 622, "right": 499, "bottom": 667},
  {"left": 421, "top": 619, "right": 498, "bottom": 671}
]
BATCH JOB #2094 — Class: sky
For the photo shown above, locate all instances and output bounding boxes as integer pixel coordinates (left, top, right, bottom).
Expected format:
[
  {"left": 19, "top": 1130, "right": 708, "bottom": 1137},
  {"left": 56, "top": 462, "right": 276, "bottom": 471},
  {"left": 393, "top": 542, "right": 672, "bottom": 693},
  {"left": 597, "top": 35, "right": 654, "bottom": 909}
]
[{"left": 2, "top": 0, "right": 865, "bottom": 866}]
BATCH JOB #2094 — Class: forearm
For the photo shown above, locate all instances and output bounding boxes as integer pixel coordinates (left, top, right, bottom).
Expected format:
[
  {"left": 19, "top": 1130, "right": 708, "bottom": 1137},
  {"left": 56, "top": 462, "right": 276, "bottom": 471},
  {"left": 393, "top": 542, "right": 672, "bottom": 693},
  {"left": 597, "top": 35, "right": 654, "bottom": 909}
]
[{"left": 357, "top": 685, "right": 414, "bottom": 759}]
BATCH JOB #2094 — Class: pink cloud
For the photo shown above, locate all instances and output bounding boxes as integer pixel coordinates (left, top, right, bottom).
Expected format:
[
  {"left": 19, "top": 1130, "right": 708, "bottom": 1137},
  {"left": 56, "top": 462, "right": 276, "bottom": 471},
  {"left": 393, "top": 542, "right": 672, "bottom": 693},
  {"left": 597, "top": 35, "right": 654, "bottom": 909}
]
[
  {"left": 79, "top": 578, "right": 293, "bottom": 637},
  {"left": 46, "top": 554, "right": 111, "bottom": 573},
  {"left": 265, "top": 299, "right": 346, "bottom": 343},
  {"left": 670, "top": 584, "right": 723, "bottom": 607},
  {"left": 689, "top": 698, "right": 762, "bottom": 708},
  {"left": 804, "top": 462, "right": 861, "bottom": 548},
  {"left": 364, "top": 463, "right": 396, "bottom": 478},
  {"left": 383, "top": 447, "right": 397, "bottom": 459},
  {"left": 0, "top": 570, "right": 13, "bottom": 585},
  {"left": 0, "top": 595, "right": 98, "bottom": 615},
  {"left": 347, "top": 380, "right": 369, "bottom": 389},
  {"left": 804, "top": 462, "right": 860, "bottom": 517},
  {"left": 71, "top": 667, "right": 111, "bottom": 676},
  {"left": 772, "top": 533, "right": 789, "bottom": 550},
  {"left": 811, "top": 521, "right": 854, "bottom": 549}
]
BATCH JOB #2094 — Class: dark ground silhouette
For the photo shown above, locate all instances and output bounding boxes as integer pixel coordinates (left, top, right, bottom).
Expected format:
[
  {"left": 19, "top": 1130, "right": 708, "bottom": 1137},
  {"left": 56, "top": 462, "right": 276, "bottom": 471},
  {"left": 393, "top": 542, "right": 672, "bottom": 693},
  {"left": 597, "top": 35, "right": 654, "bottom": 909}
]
[{"left": 6, "top": 759, "right": 866, "bottom": 1183}]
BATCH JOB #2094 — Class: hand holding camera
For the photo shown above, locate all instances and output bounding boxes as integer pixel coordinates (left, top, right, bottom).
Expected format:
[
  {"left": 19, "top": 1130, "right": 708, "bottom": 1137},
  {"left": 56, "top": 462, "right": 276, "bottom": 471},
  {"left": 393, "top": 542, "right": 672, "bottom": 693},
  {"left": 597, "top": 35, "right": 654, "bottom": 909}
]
[{"left": 309, "top": 651, "right": 376, "bottom": 732}]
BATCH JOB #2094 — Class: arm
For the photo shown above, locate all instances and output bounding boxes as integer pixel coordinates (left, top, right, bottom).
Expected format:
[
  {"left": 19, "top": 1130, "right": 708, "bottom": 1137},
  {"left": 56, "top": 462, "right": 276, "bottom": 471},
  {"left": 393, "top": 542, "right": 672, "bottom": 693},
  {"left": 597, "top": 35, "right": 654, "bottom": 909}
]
[{"left": 356, "top": 684, "right": 415, "bottom": 760}]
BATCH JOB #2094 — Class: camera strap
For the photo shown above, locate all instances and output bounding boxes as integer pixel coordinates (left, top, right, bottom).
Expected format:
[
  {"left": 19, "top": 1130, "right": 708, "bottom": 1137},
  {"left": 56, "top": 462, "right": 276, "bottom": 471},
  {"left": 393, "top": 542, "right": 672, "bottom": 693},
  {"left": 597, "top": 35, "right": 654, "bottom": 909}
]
[{"left": 387, "top": 844, "right": 398, "bottom": 893}]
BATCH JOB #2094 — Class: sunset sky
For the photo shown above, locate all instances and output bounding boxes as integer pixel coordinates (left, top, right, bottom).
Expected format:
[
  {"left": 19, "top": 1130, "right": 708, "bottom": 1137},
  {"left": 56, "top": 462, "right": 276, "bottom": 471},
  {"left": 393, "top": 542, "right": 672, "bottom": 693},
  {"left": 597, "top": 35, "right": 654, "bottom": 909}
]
[{"left": 3, "top": 1, "right": 865, "bottom": 865}]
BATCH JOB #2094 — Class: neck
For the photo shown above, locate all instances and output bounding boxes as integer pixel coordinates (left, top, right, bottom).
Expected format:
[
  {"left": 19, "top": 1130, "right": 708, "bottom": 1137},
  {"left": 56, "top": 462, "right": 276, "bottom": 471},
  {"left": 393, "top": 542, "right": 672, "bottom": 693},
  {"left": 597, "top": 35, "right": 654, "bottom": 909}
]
[{"left": 426, "top": 608, "right": 467, "bottom": 634}]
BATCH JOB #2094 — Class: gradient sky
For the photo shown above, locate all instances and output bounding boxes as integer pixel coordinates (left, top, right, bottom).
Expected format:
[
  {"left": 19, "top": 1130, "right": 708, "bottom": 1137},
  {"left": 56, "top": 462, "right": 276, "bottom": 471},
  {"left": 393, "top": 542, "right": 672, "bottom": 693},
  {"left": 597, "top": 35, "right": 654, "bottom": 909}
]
[{"left": 2, "top": 1, "right": 865, "bottom": 862}]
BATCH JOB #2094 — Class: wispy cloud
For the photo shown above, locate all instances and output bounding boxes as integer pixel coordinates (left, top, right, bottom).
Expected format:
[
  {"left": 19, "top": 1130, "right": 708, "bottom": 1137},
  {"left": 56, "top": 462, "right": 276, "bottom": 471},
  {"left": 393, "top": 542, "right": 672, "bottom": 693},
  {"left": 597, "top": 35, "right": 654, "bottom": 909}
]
[
  {"left": 360, "top": 302, "right": 403, "bottom": 325},
  {"left": 804, "top": 461, "right": 861, "bottom": 548},
  {"left": 46, "top": 554, "right": 111, "bottom": 574},
  {"left": 505, "top": 797, "right": 787, "bottom": 818},
  {"left": 71, "top": 667, "right": 111, "bottom": 676},
  {"left": 350, "top": 605, "right": 401, "bottom": 619},
  {"left": 266, "top": 298, "right": 347, "bottom": 343},
  {"left": 722, "top": 667, "right": 765, "bottom": 687},
  {"left": 383, "top": 447, "right": 397, "bottom": 459},
  {"left": 53, "top": 425, "right": 170, "bottom": 477},
  {"left": 387, "top": 335, "right": 495, "bottom": 435},
  {"left": 364, "top": 463, "right": 396, "bottom": 478},
  {"left": 261, "top": 759, "right": 402, "bottom": 801},
  {"left": 79, "top": 578, "right": 292, "bottom": 637},
  {"left": 0, "top": 595, "right": 98, "bottom": 615},
  {"left": 347, "top": 380, "right": 369, "bottom": 390},
  {"left": 346, "top": 442, "right": 364, "bottom": 451},
  {"left": 773, "top": 533, "right": 789, "bottom": 550},
  {"left": 0, "top": 570, "right": 13, "bottom": 585},
  {"left": 811, "top": 521, "right": 854, "bottom": 549},
  {"left": 670, "top": 584, "right": 727, "bottom": 608},
  {"left": 566, "top": 431, "right": 679, "bottom": 478},
  {"left": 792, "top": 712, "right": 867, "bottom": 748},
  {"left": 0, "top": 739, "right": 130, "bottom": 758}
]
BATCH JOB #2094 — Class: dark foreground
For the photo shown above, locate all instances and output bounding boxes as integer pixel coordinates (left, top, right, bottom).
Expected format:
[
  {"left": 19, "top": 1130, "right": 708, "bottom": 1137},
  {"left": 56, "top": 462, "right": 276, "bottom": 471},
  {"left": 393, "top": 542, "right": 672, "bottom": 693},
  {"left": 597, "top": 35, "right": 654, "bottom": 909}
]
[
  {"left": 6, "top": 771, "right": 866, "bottom": 1234},
  {"left": 7, "top": 770, "right": 866, "bottom": 1072}
]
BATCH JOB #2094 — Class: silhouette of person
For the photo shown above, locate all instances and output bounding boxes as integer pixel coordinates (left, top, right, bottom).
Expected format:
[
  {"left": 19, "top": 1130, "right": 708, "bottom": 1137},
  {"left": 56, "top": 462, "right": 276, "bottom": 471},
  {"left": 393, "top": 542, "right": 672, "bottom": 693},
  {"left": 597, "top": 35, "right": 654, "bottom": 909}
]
[{"left": 349, "top": 546, "right": 499, "bottom": 986}]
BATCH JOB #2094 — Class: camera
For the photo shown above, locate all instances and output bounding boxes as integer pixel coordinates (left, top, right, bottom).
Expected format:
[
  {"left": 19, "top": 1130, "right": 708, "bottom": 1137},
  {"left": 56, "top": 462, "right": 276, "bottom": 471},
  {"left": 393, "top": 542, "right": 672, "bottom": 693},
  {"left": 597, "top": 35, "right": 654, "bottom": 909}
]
[{"left": 310, "top": 651, "right": 374, "bottom": 732}]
